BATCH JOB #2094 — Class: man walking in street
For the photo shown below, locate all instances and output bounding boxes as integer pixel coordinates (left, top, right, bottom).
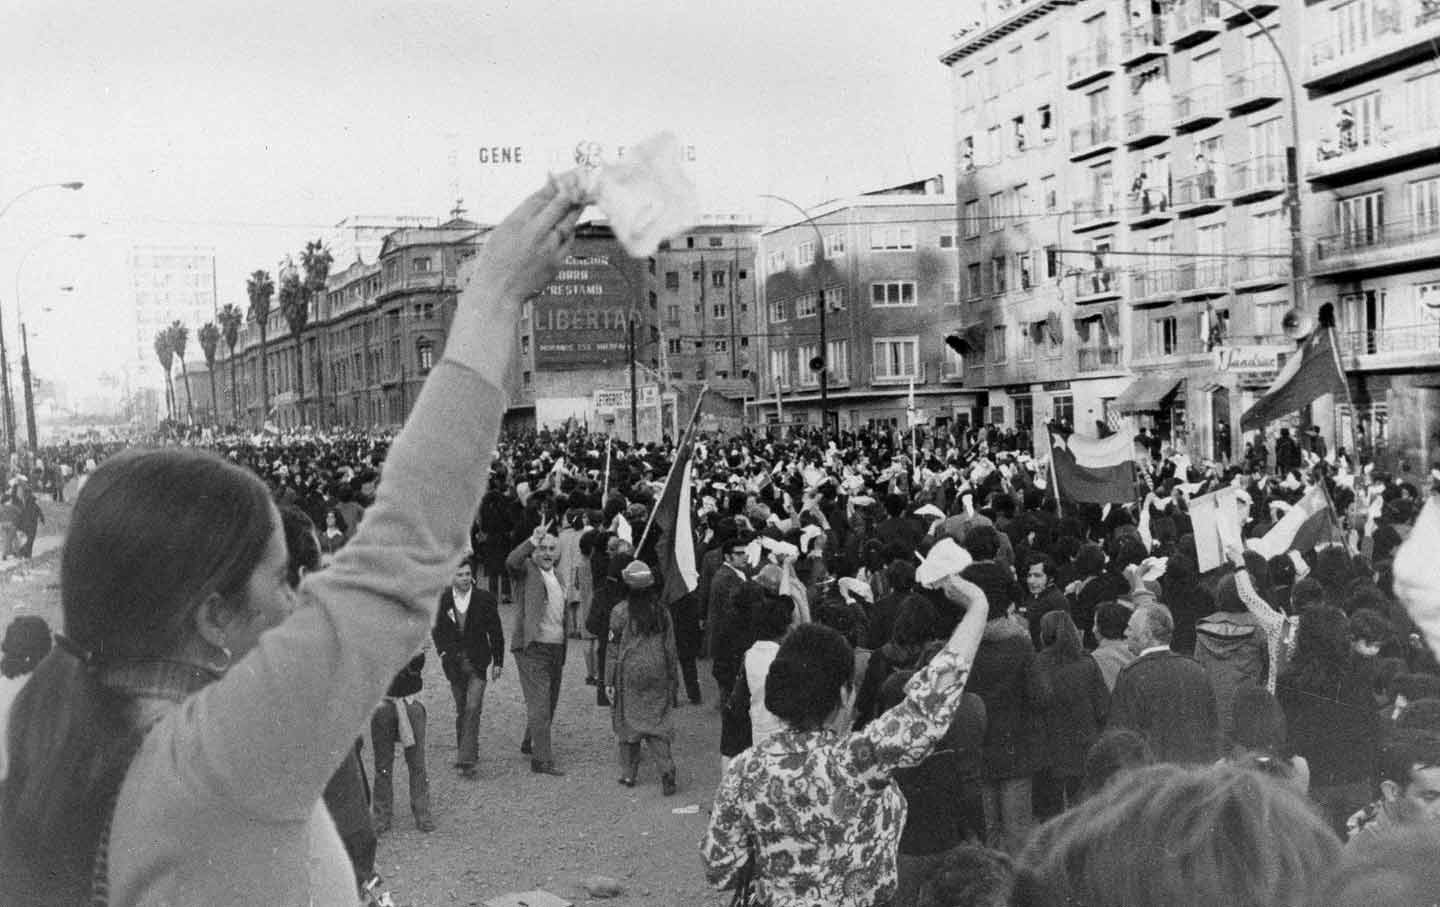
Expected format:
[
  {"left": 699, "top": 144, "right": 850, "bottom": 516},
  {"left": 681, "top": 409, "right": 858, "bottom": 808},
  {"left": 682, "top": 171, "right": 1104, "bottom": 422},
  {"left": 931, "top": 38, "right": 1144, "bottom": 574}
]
[
  {"left": 432, "top": 557, "right": 504, "bottom": 779},
  {"left": 508, "top": 520, "right": 570, "bottom": 776}
]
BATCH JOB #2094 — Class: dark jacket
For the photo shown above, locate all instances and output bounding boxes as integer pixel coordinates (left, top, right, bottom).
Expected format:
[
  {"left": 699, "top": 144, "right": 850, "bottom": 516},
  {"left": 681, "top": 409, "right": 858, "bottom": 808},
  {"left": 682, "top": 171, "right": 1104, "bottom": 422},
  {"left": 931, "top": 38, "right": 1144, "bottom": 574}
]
[
  {"left": 1194, "top": 610, "right": 1268, "bottom": 741},
  {"left": 892, "top": 689, "right": 988, "bottom": 855},
  {"left": 967, "top": 619, "right": 1054, "bottom": 778},
  {"left": 1036, "top": 653, "right": 1109, "bottom": 777},
  {"left": 1278, "top": 659, "right": 1380, "bottom": 787},
  {"left": 432, "top": 586, "right": 505, "bottom": 677},
  {"left": 1021, "top": 587, "right": 1071, "bottom": 649},
  {"left": 1109, "top": 649, "right": 1220, "bottom": 764},
  {"left": 707, "top": 564, "right": 750, "bottom": 666}
]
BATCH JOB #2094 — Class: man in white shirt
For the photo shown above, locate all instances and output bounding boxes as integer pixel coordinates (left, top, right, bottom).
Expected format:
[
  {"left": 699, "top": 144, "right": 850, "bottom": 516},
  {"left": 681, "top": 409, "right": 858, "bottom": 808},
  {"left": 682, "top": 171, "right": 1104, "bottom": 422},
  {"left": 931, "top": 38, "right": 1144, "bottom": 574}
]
[{"left": 507, "top": 520, "right": 570, "bottom": 776}]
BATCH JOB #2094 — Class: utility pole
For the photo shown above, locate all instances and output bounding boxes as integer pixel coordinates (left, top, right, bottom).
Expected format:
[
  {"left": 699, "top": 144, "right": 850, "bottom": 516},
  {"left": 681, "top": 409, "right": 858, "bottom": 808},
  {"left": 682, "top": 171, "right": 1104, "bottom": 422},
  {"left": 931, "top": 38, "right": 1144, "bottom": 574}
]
[{"left": 628, "top": 315, "right": 639, "bottom": 445}]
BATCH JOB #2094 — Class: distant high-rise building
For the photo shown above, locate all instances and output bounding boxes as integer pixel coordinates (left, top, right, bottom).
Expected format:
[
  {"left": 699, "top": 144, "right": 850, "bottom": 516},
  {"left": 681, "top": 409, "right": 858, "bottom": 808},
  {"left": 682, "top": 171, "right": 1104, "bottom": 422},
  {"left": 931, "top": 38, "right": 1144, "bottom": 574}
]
[{"left": 130, "top": 245, "right": 216, "bottom": 388}]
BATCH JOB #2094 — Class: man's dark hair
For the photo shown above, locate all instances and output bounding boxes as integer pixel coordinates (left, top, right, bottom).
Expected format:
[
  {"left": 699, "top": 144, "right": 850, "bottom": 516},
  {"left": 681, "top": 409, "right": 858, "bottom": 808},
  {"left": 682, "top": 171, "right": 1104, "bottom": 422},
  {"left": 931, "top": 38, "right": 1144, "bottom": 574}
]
[
  {"left": 764, "top": 623, "right": 855, "bottom": 731},
  {"left": 961, "top": 524, "right": 1002, "bottom": 562},
  {"left": 1094, "top": 602, "right": 1130, "bottom": 641},
  {"left": 1380, "top": 730, "right": 1440, "bottom": 788}
]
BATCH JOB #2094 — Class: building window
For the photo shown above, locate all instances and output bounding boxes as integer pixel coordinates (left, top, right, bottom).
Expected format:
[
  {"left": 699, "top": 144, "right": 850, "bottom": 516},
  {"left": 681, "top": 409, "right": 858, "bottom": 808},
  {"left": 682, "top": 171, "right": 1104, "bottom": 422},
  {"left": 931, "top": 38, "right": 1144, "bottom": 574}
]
[
  {"left": 666, "top": 338, "right": 682, "bottom": 354},
  {"left": 412, "top": 257, "right": 431, "bottom": 272},
  {"left": 686, "top": 237, "right": 695, "bottom": 249},
  {"left": 827, "top": 339, "right": 850, "bottom": 382},
  {"left": 770, "top": 348, "right": 791, "bottom": 388},
  {"left": 869, "top": 226, "right": 916, "bottom": 251},
  {"left": 1044, "top": 245, "right": 1060, "bottom": 280},
  {"left": 738, "top": 269, "right": 748, "bottom": 280},
  {"left": 711, "top": 271, "right": 726, "bottom": 288},
  {"left": 1038, "top": 105, "right": 1054, "bottom": 143},
  {"left": 826, "top": 286, "right": 847, "bottom": 310},
  {"left": 1412, "top": 177, "right": 1440, "bottom": 233},
  {"left": 966, "top": 263, "right": 983, "bottom": 300},
  {"left": 942, "top": 280, "right": 959, "bottom": 305},
  {"left": 712, "top": 303, "right": 728, "bottom": 319},
  {"left": 665, "top": 271, "right": 680, "bottom": 290},
  {"left": 769, "top": 299, "right": 788, "bottom": 323},
  {"left": 522, "top": 371, "right": 532, "bottom": 387},
  {"left": 873, "top": 337, "right": 919, "bottom": 380},
  {"left": 939, "top": 232, "right": 956, "bottom": 249},
  {"left": 1053, "top": 394, "right": 1074, "bottom": 428},
  {"left": 796, "top": 240, "right": 815, "bottom": 265},
  {"left": 708, "top": 236, "right": 723, "bottom": 248},
  {"left": 964, "top": 200, "right": 981, "bottom": 238},
  {"left": 1337, "top": 190, "right": 1385, "bottom": 249},
  {"left": 797, "top": 343, "right": 820, "bottom": 386},
  {"left": 767, "top": 250, "right": 787, "bottom": 273},
  {"left": 666, "top": 304, "right": 680, "bottom": 323},
  {"left": 1017, "top": 252, "right": 1034, "bottom": 290},
  {"left": 1150, "top": 316, "right": 1179, "bottom": 356},
  {"left": 521, "top": 335, "right": 531, "bottom": 354},
  {"left": 989, "top": 192, "right": 1005, "bottom": 231},
  {"left": 1018, "top": 325, "right": 1035, "bottom": 361},
  {"left": 713, "top": 340, "right": 728, "bottom": 352},
  {"left": 1013, "top": 114, "right": 1027, "bottom": 152},
  {"left": 692, "top": 269, "right": 701, "bottom": 282},
  {"left": 870, "top": 281, "right": 917, "bottom": 306},
  {"left": 796, "top": 293, "right": 818, "bottom": 317},
  {"left": 989, "top": 325, "right": 1008, "bottom": 363},
  {"left": 825, "top": 232, "right": 846, "bottom": 257},
  {"left": 990, "top": 257, "right": 1007, "bottom": 295},
  {"left": 1041, "top": 175, "right": 1057, "bottom": 212}
]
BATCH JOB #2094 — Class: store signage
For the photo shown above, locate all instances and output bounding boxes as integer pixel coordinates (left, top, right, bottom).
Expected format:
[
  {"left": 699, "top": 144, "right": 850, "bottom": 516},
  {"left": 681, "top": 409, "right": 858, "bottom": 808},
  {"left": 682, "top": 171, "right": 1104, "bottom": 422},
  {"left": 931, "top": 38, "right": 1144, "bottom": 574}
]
[
  {"left": 1214, "top": 346, "right": 1289, "bottom": 375},
  {"left": 478, "top": 146, "right": 525, "bottom": 164},
  {"left": 593, "top": 385, "right": 659, "bottom": 415}
]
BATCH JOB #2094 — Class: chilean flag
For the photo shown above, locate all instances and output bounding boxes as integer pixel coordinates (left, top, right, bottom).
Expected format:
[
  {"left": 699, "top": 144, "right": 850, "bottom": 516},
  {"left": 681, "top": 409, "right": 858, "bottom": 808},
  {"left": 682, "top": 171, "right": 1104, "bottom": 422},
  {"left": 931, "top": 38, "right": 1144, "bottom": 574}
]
[
  {"left": 1246, "top": 485, "right": 1344, "bottom": 558},
  {"left": 653, "top": 441, "right": 699, "bottom": 605},
  {"left": 1049, "top": 422, "right": 1139, "bottom": 504}
]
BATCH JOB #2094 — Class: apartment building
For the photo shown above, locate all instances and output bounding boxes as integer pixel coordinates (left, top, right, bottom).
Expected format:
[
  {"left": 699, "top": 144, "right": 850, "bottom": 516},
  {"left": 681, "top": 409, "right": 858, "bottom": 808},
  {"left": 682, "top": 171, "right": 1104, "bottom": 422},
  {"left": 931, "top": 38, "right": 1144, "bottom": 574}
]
[
  {"left": 943, "top": 0, "right": 1305, "bottom": 460},
  {"left": 755, "top": 177, "right": 971, "bottom": 432},
  {"left": 1302, "top": 0, "right": 1440, "bottom": 470}
]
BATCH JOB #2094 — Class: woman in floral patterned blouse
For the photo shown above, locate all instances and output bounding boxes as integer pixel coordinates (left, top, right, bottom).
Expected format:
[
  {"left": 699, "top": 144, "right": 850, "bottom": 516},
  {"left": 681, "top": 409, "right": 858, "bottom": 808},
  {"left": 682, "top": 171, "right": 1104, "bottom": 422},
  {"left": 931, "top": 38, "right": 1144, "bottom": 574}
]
[{"left": 702, "top": 571, "right": 989, "bottom": 907}]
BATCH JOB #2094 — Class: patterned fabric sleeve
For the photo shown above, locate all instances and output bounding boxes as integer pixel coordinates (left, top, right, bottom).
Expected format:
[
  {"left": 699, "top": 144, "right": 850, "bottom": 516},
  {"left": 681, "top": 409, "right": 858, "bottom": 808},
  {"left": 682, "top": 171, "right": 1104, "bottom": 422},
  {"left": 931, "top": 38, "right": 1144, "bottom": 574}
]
[
  {"left": 839, "top": 646, "right": 973, "bottom": 786},
  {"left": 1235, "top": 570, "right": 1285, "bottom": 692},
  {"left": 700, "top": 760, "right": 752, "bottom": 890}
]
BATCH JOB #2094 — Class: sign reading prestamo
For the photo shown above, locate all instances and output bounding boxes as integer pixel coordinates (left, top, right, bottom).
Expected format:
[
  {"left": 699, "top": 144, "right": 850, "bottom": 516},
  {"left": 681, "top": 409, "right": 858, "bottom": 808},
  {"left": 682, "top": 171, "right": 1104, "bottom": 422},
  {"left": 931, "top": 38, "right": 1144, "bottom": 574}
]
[{"left": 532, "top": 236, "right": 644, "bottom": 368}]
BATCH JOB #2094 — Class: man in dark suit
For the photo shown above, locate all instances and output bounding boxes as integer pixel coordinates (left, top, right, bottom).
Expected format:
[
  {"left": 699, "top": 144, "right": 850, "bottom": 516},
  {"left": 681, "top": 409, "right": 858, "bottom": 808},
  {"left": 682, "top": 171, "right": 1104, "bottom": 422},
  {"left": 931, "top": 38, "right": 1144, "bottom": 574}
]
[
  {"left": 431, "top": 557, "right": 504, "bottom": 779},
  {"left": 1108, "top": 603, "right": 1220, "bottom": 765},
  {"left": 706, "top": 534, "right": 752, "bottom": 702}
]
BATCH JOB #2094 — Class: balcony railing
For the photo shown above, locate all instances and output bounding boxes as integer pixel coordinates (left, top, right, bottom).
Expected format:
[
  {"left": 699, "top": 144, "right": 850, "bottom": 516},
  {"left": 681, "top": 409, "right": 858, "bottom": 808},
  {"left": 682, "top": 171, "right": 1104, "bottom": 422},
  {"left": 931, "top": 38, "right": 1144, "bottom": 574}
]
[
  {"left": 1137, "top": 337, "right": 1209, "bottom": 361},
  {"left": 872, "top": 363, "right": 927, "bottom": 385},
  {"left": 1122, "top": 20, "right": 1167, "bottom": 62},
  {"left": 1072, "top": 193, "right": 1122, "bottom": 230},
  {"left": 1124, "top": 105, "right": 1173, "bottom": 143},
  {"left": 1315, "top": 215, "right": 1440, "bottom": 261},
  {"left": 1067, "top": 41, "right": 1113, "bottom": 86},
  {"left": 1309, "top": 0, "right": 1407, "bottom": 70},
  {"left": 1342, "top": 323, "right": 1440, "bottom": 357},
  {"left": 1173, "top": 84, "right": 1224, "bottom": 128},
  {"left": 1229, "top": 154, "right": 1287, "bottom": 198},
  {"left": 1175, "top": 258, "right": 1228, "bottom": 293},
  {"left": 1069, "top": 117, "right": 1117, "bottom": 156},
  {"left": 1172, "top": 170, "right": 1224, "bottom": 209},
  {"left": 1310, "top": 117, "right": 1440, "bottom": 181},
  {"left": 1131, "top": 267, "right": 1178, "bottom": 299},
  {"left": 1078, "top": 345, "right": 1123, "bottom": 372},
  {"left": 1072, "top": 268, "right": 1122, "bottom": 300},
  {"left": 1231, "top": 248, "right": 1292, "bottom": 284},
  {"left": 1168, "top": 0, "right": 1223, "bottom": 47},
  {"left": 1226, "top": 63, "right": 1285, "bottom": 110}
]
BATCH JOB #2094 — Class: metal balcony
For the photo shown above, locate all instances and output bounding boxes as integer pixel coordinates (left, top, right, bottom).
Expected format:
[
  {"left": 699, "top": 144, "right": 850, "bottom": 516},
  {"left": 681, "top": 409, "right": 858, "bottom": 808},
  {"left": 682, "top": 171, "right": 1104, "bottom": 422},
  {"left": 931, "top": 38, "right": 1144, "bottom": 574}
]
[
  {"left": 1341, "top": 324, "right": 1440, "bottom": 365},
  {"left": 1124, "top": 105, "right": 1172, "bottom": 149},
  {"left": 1068, "top": 117, "right": 1119, "bottom": 161},
  {"left": 1121, "top": 20, "right": 1168, "bottom": 66},
  {"left": 1071, "top": 194, "right": 1122, "bottom": 232},
  {"left": 1312, "top": 216, "right": 1440, "bottom": 276},
  {"left": 1308, "top": 120, "right": 1440, "bottom": 187},
  {"left": 871, "top": 363, "right": 927, "bottom": 386},
  {"left": 1306, "top": 0, "right": 1440, "bottom": 91},
  {"left": 1173, "top": 83, "right": 1224, "bottom": 132},
  {"left": 1078, "top": 345, "right": 1124, "bottom": 372},
  {"left": 1136, "top": 337, "right": 1209, "bottom": 362},
  {"left": 1225, "top": 63, "right": 1285, "bottom": 115},
  {"left": 1221, "top": 0, "right": 1279, "bottom": 23},
  {"left": 1172, "top": 171, "right": 1226, "bottom": 216},
  {"left": 1129, "top": 188, "right": 1176, "bottom": 228},
  {"left": 1072, "top": 268, "right": 1124, "bottom": 303},
  {"left": 1066, "top": 41, "right": 1115, "bottom": 89},
  {"left": 1228, "top": 154, "right": 1287, "bottom": 204},
  {"left": 1131, "top": 267, "right": 1178, "bottom": 304},
  {"left": 1168, "top": 0, "right": 1223, "bottom": 50},
  {"left": 1175, "top": 259, "right": 1229, "bottom": 298},
  {"left": 1230, "top": 248, "right": 1292, "bottom": 290}
]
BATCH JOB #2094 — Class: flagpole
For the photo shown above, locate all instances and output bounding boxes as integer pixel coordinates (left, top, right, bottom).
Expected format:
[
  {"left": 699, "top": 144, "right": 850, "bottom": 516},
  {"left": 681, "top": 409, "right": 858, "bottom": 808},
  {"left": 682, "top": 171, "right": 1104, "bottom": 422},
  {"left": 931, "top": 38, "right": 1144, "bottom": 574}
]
[
  {"left": 1046, "top": 423, "right": 1064, "bottom": 518},
  {"left": 636, "top": 386, "right": 710, "bottom": 553},
  {"left": 1328, "top": 324, "right": 1363, "bottom": 472},
  {"left": 602, "top": 435, "right": 613, "bottom": 500}
]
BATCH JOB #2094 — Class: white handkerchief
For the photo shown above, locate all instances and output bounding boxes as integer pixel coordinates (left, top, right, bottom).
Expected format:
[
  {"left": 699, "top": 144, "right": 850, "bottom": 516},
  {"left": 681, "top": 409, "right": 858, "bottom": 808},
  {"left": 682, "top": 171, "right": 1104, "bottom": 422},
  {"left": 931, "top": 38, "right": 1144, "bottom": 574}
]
[{"left": 592, "top": 133, "right": 700, "bottom": 257}]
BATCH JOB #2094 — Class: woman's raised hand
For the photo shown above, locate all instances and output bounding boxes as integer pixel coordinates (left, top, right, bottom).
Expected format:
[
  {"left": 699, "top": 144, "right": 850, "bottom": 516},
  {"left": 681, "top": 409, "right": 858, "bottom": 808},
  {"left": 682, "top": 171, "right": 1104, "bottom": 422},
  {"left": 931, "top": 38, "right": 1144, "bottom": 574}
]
[{"left": 468, "top": 180, "right": 586, "bottom": 308}]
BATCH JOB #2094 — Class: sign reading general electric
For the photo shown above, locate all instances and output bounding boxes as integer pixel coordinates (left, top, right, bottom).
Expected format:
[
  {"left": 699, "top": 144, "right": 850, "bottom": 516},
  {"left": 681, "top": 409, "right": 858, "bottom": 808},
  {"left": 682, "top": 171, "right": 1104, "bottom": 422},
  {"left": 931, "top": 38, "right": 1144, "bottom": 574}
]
[{"left": 533, "top": 236, "right": 643, "bottom": 368}]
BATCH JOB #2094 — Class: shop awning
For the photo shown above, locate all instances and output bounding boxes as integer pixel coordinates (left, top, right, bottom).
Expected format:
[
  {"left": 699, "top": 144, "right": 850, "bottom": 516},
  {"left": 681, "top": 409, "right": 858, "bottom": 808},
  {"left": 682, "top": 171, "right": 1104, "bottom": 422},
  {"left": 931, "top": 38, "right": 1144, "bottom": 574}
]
[{"left": 1113, "top": 376, "right": 1182, "bottom": 414}]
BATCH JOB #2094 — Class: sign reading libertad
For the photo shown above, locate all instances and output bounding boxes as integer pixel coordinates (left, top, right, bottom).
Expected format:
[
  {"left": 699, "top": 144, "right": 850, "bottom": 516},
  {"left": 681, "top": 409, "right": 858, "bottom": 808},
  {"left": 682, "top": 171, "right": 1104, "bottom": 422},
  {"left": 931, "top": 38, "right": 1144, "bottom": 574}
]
[{"left": 532, "top": 245, "right": 641, "bottom": 368}]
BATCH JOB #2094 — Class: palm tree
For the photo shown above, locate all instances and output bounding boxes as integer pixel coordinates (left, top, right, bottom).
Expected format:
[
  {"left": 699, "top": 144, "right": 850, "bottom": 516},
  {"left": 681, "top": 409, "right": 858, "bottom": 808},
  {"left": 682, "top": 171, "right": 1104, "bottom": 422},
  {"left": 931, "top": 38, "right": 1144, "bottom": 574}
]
[
  {"left": 168, "top": 320, "right": 194, "bottom": 425},
  {"left": 278, "top": 270, "right": 306, "bottom": 425},
  {"left": 198, "top": 321, "right": 221, "bottom": 426},
  {"left": 153, "top": 329, "right": 174, "bottom": 422},
  {"left": 300, "top": 239, "right": 334, "bottom": 426},
  {"left": 217, "top": 303, "right": 243, "bottom": 424},
  {"left": 247, "top": 269, "right": 275, "bottom": 428}
]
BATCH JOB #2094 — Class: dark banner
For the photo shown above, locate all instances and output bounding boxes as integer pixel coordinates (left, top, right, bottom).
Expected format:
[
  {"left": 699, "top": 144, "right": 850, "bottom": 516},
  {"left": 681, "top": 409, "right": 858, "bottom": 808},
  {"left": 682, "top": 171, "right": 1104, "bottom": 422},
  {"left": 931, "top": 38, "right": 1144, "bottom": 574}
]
[{"left": 533, "top": 234, "right": 643, "bottom": 368}]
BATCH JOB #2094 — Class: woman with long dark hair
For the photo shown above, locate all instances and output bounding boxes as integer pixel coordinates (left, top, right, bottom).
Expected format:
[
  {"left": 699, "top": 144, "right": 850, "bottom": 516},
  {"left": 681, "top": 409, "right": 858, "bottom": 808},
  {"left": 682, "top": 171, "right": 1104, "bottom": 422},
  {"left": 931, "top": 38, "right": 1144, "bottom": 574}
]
[
  {"left": 1033, "top": 611, "right": 1109, "bottom": 819},
  {"left": 0, "top": 182, "right": 584, "bottom": 904},
  {"left": 1278, "top": 604, "right": 1379, "bottom": 833},
  {"left": 605, "top": 560, "right": 681, "bottom": 794}
]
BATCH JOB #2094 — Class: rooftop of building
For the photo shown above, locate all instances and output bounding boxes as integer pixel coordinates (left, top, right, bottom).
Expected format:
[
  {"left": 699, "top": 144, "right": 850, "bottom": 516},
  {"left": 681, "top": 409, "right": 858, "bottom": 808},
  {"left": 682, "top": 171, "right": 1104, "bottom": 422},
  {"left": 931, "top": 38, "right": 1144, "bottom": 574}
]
[
  {"left": 762, "top": 175, "right": 953, "bottom": 235},
  {"left": 938, "top": 0, "right": 1074, "bottom": 66}
]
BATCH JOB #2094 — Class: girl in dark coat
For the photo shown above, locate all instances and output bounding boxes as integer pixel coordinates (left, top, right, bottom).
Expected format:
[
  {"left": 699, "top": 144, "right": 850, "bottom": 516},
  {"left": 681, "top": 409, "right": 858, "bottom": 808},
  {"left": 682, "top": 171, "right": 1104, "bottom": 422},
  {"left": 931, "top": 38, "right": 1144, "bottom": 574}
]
[{"left": 1032, "top": 611, "right": 1109, "bottom": 819}]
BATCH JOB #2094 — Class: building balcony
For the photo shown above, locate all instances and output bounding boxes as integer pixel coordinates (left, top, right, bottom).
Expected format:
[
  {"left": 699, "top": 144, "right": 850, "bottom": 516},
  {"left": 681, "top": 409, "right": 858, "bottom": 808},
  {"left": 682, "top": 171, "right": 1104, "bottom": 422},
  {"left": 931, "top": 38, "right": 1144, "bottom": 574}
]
[
  {"left": 798, "top": 367, "right": 851, "bottom": 389},
  {"left": 871, "top": 364, "right": 927, "bottom": 386},
  {"left": 1230, "top": 248, "right": 1292, "bottom": 290},
  {"left": 1071, "top": 194, "right": 1122, "bottom": 232},
  {"left": 1072, "top": 268, "right": 1124, "bottom": 303},
  {"left": 1068, "top": 117, "right": 1119, "bottom": 161},
  {"left": 1222, "top": 0, "right": 1279, "bottom": 23},
  {"left": 1078, "top": 345, "right": 1124, "bottom": 373},
  {"left": 1175, "top": 259, "right": 1229, "bottom": 297},
  {"left": 1122, "top": 20, "right": 1168, "bottom": 66},
  {"left": 1312, "top": 216, "right": 1440, "bottom": 277},
  {"left": 1168, "top": 0, "right": 1224, "bottom": 50},
  {"left": 1340, "top": 323, "right": 1440, "bottom": 369},
  {"left": 1129, "top": 188, "right": 1176, "bottom": 228},
  {"left": 1306, "top": 0, "right": 1440, "bottom": 91},
  {"left": 1308, "top": 121, "right": 1440, "bottom": 187},
  {"left": 1131, "top": 267, "right": 1179, "bottom": 304},
  {"left": 1172, "top": 171, "right": 1226, "bottom": 216},
  {"left": 1134, "top": 337, "right": 1210, "bottom": 363},
  {"left": 1124, "top": 105, "right": 1173, "bottom": 149},
  {"left": 1173, "top": 83, "right": 1224, "bottom": 132},
  {"left": 1066, "top": 41, "right": 1115, "bottom": 89},
  {"left": 1228, "top": 154, "right": 1287, "bottom": 204},
  {"left": 940, "top": 360, "right": 967, "bottom": 383},
  {"left": 1225, "top": 63, "right": 1285, "bottom": 114}
]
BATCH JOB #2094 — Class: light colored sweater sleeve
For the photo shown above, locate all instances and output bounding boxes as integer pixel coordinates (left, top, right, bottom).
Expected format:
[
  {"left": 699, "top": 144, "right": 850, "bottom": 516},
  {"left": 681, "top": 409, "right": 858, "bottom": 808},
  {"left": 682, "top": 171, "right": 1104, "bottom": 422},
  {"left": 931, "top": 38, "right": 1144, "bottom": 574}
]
[
  {"left": 1396, "top": 495, "right": 1440, "bottom": 660},
  {"left": 161, "top": 360, "right": 505, "bottom": 820}
]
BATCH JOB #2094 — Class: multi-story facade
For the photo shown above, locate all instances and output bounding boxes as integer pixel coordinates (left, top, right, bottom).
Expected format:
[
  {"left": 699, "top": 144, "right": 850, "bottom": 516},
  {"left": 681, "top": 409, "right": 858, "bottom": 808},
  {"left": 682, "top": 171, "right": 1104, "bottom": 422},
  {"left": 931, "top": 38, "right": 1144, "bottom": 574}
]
[
  {"left": 943, "top": 0, "right": 1306, "bottom": 459},
  {"left": 755, "top": 177, "right": 973, "bottom": 432},
  {"left": 650, "top": 217, "right": 763, "bottom": 423},
  {"left": 131, "top": 245, "right": 216, "bottom": 389},
  {"left": 1301, "top": 0, "right": 1440, "bottom": 469}
]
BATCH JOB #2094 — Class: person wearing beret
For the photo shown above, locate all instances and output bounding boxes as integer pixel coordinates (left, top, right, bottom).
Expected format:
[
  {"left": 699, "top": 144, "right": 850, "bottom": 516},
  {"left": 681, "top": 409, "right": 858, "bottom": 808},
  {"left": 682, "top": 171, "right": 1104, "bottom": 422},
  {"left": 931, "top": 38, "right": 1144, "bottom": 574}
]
[{"left": 606, "top": 560, "right": 681, "bottom": 794}]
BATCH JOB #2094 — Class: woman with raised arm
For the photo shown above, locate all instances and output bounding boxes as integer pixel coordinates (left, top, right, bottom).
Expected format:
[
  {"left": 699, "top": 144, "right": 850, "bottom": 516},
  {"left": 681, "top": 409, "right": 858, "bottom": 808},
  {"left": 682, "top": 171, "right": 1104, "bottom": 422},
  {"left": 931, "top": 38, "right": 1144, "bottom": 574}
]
[{"left": 0, "top": 181, "right": 584, "bottom": 905}]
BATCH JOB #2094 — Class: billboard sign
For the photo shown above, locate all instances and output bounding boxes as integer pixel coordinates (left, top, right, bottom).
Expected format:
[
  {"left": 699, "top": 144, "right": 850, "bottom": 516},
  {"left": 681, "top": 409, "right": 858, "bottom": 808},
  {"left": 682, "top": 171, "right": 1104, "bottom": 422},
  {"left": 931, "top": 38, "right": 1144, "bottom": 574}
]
[{"left": 532, "top": 238, "right": 642, "bottom": 368}]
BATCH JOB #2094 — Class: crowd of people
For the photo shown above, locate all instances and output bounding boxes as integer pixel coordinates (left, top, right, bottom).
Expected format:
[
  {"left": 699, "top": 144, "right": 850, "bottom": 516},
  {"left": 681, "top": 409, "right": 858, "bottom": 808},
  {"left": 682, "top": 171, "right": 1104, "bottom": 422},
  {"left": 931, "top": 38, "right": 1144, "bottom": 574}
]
[{"left": 2, "top": 178, "right": 1440, "bottom": 906}]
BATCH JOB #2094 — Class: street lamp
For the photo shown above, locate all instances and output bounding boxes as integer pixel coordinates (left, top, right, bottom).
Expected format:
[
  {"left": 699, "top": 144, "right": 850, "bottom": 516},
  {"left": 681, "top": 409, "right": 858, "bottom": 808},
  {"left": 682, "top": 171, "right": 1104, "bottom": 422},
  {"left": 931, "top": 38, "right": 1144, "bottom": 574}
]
[
  {"left": 16, "top": 233, "right": 86, "bottom": 450},
  {"left": 760, "top": 194, "right": 830, "bottom": 437},
  {"left": 0, "top": 180, "right": 84, "bottom": 454}
]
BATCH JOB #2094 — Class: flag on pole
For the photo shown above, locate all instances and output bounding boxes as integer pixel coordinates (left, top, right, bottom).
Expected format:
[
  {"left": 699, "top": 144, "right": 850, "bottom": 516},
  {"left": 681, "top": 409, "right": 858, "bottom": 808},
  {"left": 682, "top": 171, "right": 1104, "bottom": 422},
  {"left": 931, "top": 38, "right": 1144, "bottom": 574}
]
[
  {"left": 1048, "top": 423, "right": 1138, "bottom": 504},
  {"left": 1240, "top": 328, "right": 1348, "bottom": 431},
  {"left": 1246, "top": 485, "right": 1344, "bottom": 558},
  {"left": 653, "top": 441, "right": 699, "bottom": 605}
]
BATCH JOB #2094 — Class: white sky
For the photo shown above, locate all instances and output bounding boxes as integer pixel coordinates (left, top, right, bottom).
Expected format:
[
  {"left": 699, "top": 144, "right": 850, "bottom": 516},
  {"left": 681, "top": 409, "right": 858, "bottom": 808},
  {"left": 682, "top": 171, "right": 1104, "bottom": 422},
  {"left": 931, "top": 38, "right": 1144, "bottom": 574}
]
[{"left": 0, "top": 0, "right": 964, "bottom": 396}]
